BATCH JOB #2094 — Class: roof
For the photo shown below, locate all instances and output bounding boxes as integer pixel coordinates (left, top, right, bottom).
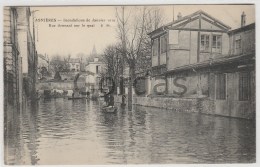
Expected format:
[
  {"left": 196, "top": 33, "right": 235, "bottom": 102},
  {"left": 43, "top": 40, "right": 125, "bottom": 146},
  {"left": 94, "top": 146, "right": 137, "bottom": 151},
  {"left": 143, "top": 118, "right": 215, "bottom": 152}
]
[
  {"left": 38, "top": 54, "right": 49, "bottom": 62},
  {"left": 84, "top": 70, "right": 95, "bottom": 76},
  {"left": 89, "top": 61, "right": 103, "bottom": 64},
  {"left": 165, "top": 53, "right": 254, "bottom": 75},
  {"left": 69, "top": 58, "right": 81, "bottom": 63},
  {"left": 148, "top": 10, "right": 231, "bottom": 36},
  {"left": 86, "top": 61, "right": 104, "bottom": 65},
  {"left": 228, "top": 23, "right": 255, "bottom": 34}
]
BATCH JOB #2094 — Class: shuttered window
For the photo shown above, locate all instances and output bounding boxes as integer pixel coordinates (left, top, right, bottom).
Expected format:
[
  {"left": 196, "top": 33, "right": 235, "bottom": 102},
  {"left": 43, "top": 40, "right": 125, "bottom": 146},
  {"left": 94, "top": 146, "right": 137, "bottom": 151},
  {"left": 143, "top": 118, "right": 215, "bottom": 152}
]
[
  {"left": 152, "top": 38, "right": 159, "bottom": 57},
  {"left": 216, "top": 73, "right": 226, "bottom": 100},
  {"left": 235, "top": 35, "right": 242, "bottom": 54},
  {"left": 160, "top": 35, "right": 167, "bottom": 54},
  {"left": 239, "top": 72, "right": 249, "bottom": 101}
]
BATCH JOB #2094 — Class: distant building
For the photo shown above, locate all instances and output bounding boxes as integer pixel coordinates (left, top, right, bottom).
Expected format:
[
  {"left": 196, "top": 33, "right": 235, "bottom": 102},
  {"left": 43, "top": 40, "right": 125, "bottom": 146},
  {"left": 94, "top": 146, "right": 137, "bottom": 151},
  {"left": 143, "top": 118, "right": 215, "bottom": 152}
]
[
  {"left": 69, "top": 58, "right": 81, "bottom": 72},
  {"left": 85, "top": 57, "right": 103, "bottom": 75},
  {"left": 84, "top": 71, "right": 95, "bottom": 93},
  {"left": 147, "top": 10, "right": 255, "bottom": 119},
  {"left": 85, "top": 57, "right": 104, "bottom": 93}
]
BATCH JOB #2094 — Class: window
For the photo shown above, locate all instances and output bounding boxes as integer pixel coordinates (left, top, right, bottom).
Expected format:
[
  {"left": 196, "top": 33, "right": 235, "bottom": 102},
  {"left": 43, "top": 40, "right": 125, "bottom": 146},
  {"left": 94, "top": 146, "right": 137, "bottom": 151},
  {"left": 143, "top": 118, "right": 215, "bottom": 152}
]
[
  {"left": 235, "top": 35, "right": 242, "bottom": 54},
  {"left": 152, "top": 38, "right": 159, "bottom": 56},
  {"left": 96, "top": 65, "right": 99, "bottom": 74},
  {"left": 216, "top": 73, "right": 226, "bottom": 100},
  {"left": 160, "top": 35, "right": 167, "bottom": 54},
  {"left": 212, "top": 35, "right": 222, "bottom": 53},
  {"left": 200, "top": 34, "right": 210, "bottom": 51},
  {"left": 235, "top": 39, "right": 241, "bottom": 49},
  {"left": 239, "top": 72, "right": 249, "bottom": 101}
]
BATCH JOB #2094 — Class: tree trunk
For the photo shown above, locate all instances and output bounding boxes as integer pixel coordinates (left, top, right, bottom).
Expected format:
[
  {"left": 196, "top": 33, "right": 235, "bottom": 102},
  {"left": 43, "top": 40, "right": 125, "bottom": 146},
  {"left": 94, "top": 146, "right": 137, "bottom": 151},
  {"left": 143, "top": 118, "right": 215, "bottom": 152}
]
[{"left": 128, "top": 62, "right": 135, "bottom": 111}]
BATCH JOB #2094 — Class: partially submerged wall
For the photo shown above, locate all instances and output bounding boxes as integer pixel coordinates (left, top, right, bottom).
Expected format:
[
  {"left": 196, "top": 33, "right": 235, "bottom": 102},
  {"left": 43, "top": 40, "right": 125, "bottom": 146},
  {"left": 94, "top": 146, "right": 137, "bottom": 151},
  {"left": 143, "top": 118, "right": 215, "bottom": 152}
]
[{"left": 115, "top": 95, "right": 254, "bottom": 119}]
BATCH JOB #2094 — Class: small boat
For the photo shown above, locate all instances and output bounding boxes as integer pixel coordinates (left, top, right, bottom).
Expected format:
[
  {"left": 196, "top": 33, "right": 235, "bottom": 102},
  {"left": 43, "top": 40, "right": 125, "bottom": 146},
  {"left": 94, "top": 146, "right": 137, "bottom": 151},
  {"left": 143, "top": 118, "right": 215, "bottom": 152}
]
[
  {"left": 102, "top": 106, "right": 117, "bottom": 113},
  {"left": 68, "top": 96, "right": 85, "bottom": 100}
]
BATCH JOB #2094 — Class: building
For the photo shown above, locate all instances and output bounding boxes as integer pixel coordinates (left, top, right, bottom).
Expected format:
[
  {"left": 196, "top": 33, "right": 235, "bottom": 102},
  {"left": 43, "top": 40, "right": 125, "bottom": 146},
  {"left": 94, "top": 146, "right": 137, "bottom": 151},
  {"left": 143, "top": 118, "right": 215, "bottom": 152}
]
[
  {"left": 148, "top": 10, "right": 231, "bottom": 96},
  {"left": 146, "top": 10, "right": 255, "bottom": 119},
  {"left": 224, "top": 23, "right": 255, "bottom": 118},
  {"left": 4, "top": 7, "right": 20, "bottom": 112},
  {"left": 16, "top": 7, "right": 38, "bottom": 100},
  {"left": 4, "top": 7, "right": 37, "bottom": 162},
  {"left": 85, "top": 57, "right": 103, "bottom": 75},
  {"left": 68, "top": 58, "right": 81, "bottom": 72},
  {"left": 84, "top": 71, "right": 95, "bottom": 93},
  {"left": 85, "top": 57, "right": 104, "bottom": 93},
  {"left": 4, "top": 6, "right": 37, "bottom": 111}
]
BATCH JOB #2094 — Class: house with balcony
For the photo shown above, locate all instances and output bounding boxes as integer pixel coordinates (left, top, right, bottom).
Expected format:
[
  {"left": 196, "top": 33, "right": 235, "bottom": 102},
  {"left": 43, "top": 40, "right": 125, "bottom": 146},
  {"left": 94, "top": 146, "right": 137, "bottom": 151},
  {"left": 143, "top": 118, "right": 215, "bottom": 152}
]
[{"left": 147, "top": 10, "right": 255, "bottom": 119}]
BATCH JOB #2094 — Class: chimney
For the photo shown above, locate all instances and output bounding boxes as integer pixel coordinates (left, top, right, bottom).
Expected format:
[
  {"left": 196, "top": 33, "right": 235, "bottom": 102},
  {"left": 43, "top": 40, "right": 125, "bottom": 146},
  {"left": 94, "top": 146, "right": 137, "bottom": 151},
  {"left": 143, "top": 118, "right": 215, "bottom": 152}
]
[
  {"left": 177, "top": 12, "right": 182, "bottom": 20},
  {"left": 241, "top": 11, "right": 246, "bottom": 27}
]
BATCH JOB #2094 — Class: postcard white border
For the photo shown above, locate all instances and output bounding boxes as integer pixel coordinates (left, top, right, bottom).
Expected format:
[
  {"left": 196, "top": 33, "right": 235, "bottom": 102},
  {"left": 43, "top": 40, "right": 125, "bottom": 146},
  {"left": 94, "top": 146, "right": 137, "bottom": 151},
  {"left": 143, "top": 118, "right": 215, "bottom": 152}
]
[{"left": 0, "top": 0, "right": 258, "bottom": 167}]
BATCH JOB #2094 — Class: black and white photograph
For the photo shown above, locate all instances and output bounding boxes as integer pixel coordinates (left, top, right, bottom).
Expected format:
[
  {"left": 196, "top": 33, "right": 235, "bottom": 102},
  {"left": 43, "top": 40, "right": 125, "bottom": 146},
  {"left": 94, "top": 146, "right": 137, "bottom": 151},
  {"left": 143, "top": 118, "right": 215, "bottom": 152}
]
[{"left": 2, "top": 3, "right": 256, "bottom": 165}]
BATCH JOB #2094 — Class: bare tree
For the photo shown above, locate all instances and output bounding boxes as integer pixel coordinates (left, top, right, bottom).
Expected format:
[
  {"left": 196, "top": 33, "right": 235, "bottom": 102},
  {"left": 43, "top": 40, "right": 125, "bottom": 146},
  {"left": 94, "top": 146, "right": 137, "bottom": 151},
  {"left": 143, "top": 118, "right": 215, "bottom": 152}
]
[
  {"left": 76, "top": 53, "right": 88, "bottom": 71},
  {"left": 115, "top": 6, "right": 146, "bottom": 110},
  {"left": 49, "top": 55, "right": 71, "bottom": 80},
  {"left": 99, "top": 44, "right": 124, "bottom": 94},
  {"left": 136, "top": 7, "right": 165, "bottom": 73},
  {"left": 115, "top": 6, "right": 165, "bottom": 110},
  {"left": 101, "top": 44, "right": 122, "bottom": 79},
  {"left": 145, "top": 7, "right": 165, "bottom": 32}
]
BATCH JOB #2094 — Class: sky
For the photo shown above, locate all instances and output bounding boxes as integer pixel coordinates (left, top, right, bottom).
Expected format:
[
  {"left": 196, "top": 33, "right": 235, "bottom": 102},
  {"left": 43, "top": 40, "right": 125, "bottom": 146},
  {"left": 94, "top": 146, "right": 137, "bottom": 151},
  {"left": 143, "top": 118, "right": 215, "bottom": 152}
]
[{"left": 32, "top": 5, "right": 255, "bottom": 58}]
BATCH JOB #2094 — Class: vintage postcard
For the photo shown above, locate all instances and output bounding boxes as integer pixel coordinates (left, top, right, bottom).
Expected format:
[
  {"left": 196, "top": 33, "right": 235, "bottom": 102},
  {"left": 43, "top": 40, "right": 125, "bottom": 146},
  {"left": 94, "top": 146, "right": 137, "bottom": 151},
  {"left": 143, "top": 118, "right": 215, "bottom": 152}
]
[{"left": 3, "top": 4, "right": 255, "bottom": 165}]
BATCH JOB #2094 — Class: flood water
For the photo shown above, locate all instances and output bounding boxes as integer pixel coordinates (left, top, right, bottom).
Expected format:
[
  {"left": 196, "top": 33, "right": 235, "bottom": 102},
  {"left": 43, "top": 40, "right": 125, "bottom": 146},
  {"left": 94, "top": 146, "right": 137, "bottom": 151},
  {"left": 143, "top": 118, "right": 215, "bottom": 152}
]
[{"left": 4, "top": 98, "right": 255, "bottom": 164}]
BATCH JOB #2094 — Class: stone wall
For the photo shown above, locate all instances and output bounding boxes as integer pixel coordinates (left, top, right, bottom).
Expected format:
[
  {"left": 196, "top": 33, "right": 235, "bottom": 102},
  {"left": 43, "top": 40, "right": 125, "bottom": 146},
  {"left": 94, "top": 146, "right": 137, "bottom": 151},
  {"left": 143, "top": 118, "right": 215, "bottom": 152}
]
[
  {"left": 115, "top": 95, "right": 197, "bottom": 112},
  {"left": 133, "top": 96, "right": 198, "bottom": 113},
  {"left": 37, "top": 81, "right": 73, "bottom": 90},
  {"left": 115, "top": 95, "right": 254, "bottom": 119}
]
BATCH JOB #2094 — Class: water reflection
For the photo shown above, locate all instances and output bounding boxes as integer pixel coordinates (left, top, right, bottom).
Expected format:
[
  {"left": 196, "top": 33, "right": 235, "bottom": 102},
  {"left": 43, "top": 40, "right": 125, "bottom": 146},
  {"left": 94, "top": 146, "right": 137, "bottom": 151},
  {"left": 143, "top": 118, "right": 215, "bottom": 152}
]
[{"left": 4, "top": 98, "right": 255, "bottom": 164}]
